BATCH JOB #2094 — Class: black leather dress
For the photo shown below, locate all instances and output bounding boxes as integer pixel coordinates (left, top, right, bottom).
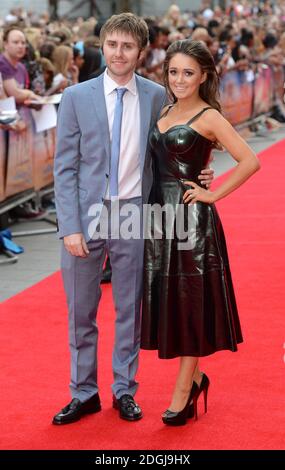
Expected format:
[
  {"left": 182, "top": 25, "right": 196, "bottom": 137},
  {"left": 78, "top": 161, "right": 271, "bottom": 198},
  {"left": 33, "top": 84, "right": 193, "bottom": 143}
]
[{"left": 141, "top": 106, "right": 243, "bottom": 358}]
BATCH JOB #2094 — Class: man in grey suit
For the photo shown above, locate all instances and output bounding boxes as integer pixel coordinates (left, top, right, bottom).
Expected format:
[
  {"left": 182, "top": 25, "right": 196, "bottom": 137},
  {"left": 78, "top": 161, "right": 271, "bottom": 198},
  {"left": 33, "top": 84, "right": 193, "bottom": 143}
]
[{"left": 53, "top": 13, "right": 213, "bottom": 425}]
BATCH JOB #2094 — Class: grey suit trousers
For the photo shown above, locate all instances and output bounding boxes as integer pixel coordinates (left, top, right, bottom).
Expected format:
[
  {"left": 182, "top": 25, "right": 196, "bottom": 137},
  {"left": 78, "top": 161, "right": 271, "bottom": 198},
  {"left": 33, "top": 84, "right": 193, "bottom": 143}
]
[{"left": 61, "top": 197, "right": 144, "bottom": 402}]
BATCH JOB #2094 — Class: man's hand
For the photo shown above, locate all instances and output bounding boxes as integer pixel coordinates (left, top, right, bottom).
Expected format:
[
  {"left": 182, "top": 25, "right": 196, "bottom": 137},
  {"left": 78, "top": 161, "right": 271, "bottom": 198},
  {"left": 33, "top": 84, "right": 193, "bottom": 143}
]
[
  {"left": 63, "top": 233, "right": 90, "bottom": 258},
  {"left": 183, "top": 181, "right": 215, "bottom": 205},
  {"left": 198, "top": 168, "right": 214, "bottom": 189}
]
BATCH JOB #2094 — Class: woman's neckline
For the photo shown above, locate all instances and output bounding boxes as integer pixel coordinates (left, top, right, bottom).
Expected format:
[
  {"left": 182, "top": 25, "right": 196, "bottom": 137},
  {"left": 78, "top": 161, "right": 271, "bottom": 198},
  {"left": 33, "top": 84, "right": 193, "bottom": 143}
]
[
  {"left": 156, "top": 122, "right": 215, "bottom": 144},
  {"left": 156, "top": 105, "right": 215, "bottom": 143}
]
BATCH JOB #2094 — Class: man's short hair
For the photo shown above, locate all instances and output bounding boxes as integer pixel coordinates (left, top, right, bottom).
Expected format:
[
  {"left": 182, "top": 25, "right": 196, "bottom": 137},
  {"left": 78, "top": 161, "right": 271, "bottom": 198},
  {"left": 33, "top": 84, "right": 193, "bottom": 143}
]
[
  {"left": 100, "top": 13, "right": 149, "bottom": 50},
  {"left": 3, "top": 26, "right": 25, "bottom": 42}
]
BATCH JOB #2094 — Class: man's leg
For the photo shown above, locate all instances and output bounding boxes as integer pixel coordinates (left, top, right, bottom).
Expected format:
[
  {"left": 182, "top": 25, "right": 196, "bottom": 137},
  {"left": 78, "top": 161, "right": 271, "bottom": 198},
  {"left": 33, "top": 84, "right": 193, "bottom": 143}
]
[
  {"left": 61, "top": 238, "right": 106, "bottom": 402},
  {"left": 107, "top": 199, "right": 144, "bottom": 399}
]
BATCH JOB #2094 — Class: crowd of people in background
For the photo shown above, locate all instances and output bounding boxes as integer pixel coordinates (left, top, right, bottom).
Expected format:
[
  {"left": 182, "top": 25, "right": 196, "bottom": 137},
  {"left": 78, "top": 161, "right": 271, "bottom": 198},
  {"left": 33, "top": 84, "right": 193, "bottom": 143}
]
[{"left": 1, "top": 0, "right": 285, "bottom": 101}]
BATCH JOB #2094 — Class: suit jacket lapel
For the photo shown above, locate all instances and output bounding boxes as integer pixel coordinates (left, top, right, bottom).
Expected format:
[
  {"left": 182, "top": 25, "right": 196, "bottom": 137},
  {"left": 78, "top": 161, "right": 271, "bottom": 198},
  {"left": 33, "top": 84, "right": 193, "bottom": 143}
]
[
  {"left": 90, "top": 74, "right": 111, "bottom": 160},
  {"left": 136, "top": 75, "right": 151, "bottom": 175}
]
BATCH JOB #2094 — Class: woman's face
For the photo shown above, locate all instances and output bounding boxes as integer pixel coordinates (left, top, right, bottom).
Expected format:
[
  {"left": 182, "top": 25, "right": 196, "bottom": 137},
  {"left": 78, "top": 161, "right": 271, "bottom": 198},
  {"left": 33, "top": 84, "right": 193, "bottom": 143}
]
[
  {"left": 209, "top": 40, "right": 219, "bottom": 55},
  {"left": 169, "top": 6, "right": 180, "bottom": 21},
  {"left": 168, "top": 52, "right": 206, "bottom": 100}
]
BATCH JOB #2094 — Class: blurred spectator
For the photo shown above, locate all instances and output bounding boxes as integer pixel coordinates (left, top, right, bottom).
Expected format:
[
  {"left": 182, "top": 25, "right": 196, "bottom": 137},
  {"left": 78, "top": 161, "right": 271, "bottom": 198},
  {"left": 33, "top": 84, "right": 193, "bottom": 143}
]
[
  {"left": 93, "top": 20, "right": 106, "bottom": 68},
  {"left": 53, "top": 26, "right": 73, "bottom": 45},
  {"left": 207, "top": 19, "right": 221, "bottom": 38},
  {"left": 263, "top": 32, "right": 278, "bottom": 51},
  {"left": 159, "top": 27, "right": 170, "bottom": 50},
  {"left": 74, "top": 20, "right": 97, "bottom": 58},
  {"left": 79, "top": 46, "right": 102, "bottom": 82},
  {"left": 78, "top": 20, "right": 96, "bottom": 42},
  {"left": 39, "top": 57, "right": 55, "bottom": 94},
  {"left": 73, "top": 46, "right": 85, "bottom": 72},
  {"left": 0, "top": 26, "right": 40, "bottom": 104},
  {"left": 191, "top": 26, "right": 211, "bottom": 45},
  {"left": 168, "top": 30, "right": 184, "bottom": 43},
  {"left": 202, "top": 8, "right": 214, "bottom": 22},
  {"left": 208, "top": 38, "right": 222, "bottom": 64},
  {"left": 94, "top": 20, "right": 105, "bottom": 38},
  {"left": 22, "top": 42, "right": 46, "bottom": 95},
  {"left": 24, "top": 27, "right": 45, "bottom": 52},
  {"left": 161, "top": 4, "right": 185, "bottom": 32},
  {"left": 83, "top": 35, "right": 100, "bottom": 49},
  {"left": 39, "top": 41, "right": 56, "bottom": 61},
  {"left": 278, "top": 31, "right": 285, "bottom": 59},
  {"left": 266, "top": 45, "right": 284, "bottom": 66},
  {"left": 0, "top": 71, "right": 26, "bottom": 132},
  {"left": 51, "top": 45, "right": 78, "bottom": 92},
  {"left": 144, "top": 25, "right": 166, "bottom": 83}
]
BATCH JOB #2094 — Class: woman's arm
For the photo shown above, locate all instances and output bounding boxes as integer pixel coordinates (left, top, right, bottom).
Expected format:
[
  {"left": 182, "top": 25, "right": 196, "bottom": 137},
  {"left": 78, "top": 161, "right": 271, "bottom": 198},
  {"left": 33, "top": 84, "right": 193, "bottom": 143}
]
[{"left": 183, "top": 109, "right": 260, "bottom": 204}]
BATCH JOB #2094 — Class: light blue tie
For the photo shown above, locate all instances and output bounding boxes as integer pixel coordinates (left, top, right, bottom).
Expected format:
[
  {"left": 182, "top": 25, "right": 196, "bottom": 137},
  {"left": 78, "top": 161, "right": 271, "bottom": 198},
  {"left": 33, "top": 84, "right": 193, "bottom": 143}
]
[{"left": 110, "top": 87, "right": 127, "bottom": 197}]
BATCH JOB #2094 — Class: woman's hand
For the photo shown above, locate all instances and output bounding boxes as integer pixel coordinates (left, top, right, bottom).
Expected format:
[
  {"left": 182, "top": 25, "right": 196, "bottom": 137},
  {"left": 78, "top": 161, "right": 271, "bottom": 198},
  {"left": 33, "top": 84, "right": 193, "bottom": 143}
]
[
  {"left": 183, "top": 181, "right": 215, "bottom": 205},
  {"left": 70, "top": 64, "right": 79, "bottom": 84}
]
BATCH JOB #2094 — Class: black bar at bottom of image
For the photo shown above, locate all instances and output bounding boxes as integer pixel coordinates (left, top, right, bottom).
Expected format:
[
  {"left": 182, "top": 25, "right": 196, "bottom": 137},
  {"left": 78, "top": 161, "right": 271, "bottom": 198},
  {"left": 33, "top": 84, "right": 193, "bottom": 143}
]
[{"left": 0, "top": 450, "right": 284, "bottom": 465}]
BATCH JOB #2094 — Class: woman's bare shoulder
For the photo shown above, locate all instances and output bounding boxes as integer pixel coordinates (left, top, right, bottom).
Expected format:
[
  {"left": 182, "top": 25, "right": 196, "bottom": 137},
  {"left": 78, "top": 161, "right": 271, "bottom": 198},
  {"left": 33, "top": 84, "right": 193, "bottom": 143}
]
[{"left": 203, "top": 108, "right": 223, "bottom": 120}]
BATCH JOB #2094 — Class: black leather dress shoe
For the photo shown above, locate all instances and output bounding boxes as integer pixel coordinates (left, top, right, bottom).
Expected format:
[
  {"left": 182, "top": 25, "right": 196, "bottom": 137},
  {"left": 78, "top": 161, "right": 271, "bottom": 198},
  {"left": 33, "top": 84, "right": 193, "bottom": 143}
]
[
  {"left": 113, "top": 394, "right": 142, "bottom": 421},
  {"left": 52, "top": 393, "right": 101, "bottom": 425}
]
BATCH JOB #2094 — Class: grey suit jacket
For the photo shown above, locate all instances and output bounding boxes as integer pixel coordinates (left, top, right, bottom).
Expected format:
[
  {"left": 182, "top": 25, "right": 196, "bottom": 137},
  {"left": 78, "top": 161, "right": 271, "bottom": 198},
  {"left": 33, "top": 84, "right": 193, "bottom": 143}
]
[{"left": 54, "top": 73, "right": 166, "bottom": 241}]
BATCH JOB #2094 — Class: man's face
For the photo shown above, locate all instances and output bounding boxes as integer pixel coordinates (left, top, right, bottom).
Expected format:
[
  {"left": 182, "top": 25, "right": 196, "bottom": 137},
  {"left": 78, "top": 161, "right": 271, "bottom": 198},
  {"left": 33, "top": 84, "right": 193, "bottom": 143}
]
[
  {"left": 159, "top": 33, "right": 169, "bottom": 50},
  {"left": 103, "top": 31, "right": 142, "bottom": 81},
  {"left": 4, "top": 30, "right": 26, "bottom": 61}
]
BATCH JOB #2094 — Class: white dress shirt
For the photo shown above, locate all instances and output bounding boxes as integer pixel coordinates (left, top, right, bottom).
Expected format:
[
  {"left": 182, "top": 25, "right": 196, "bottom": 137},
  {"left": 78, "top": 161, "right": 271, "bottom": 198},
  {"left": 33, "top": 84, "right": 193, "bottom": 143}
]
[{"left": 104, "top": 69, "right": 141, "bottom": 199}]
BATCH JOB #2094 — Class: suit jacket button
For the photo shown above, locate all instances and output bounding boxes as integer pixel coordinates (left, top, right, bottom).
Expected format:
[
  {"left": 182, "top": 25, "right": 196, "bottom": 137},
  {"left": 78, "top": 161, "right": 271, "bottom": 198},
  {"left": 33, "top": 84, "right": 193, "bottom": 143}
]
[{"left": 105, "top": 174, "right": 109, "bottom": 178}]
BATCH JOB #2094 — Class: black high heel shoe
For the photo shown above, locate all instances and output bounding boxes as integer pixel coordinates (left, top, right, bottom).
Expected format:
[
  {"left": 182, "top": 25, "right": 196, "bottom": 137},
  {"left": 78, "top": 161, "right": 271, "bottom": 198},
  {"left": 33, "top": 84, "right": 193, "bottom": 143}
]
[
  {"left": 188, "top": 373, "right": 210, "bottom": 420},
  {"left": 162, "top": 382, "right": 199, "bottom": 426}
]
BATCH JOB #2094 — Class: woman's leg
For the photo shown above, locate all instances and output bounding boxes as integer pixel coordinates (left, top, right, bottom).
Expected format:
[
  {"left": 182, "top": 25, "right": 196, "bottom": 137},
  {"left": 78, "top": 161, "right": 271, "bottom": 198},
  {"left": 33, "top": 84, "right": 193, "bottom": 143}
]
[
  {"left": 193, "top": 363, "right": 203, "bottom": 387},
  {"left": 168, "top": 356, "right": 199, "bottom": 412}
]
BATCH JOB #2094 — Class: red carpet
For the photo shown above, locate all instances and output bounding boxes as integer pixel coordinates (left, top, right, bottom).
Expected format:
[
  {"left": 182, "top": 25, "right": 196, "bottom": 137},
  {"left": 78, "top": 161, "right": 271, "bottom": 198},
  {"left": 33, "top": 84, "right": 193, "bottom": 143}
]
[{"left": 0, "top": 140, "right": 285, "bottom": 450}]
